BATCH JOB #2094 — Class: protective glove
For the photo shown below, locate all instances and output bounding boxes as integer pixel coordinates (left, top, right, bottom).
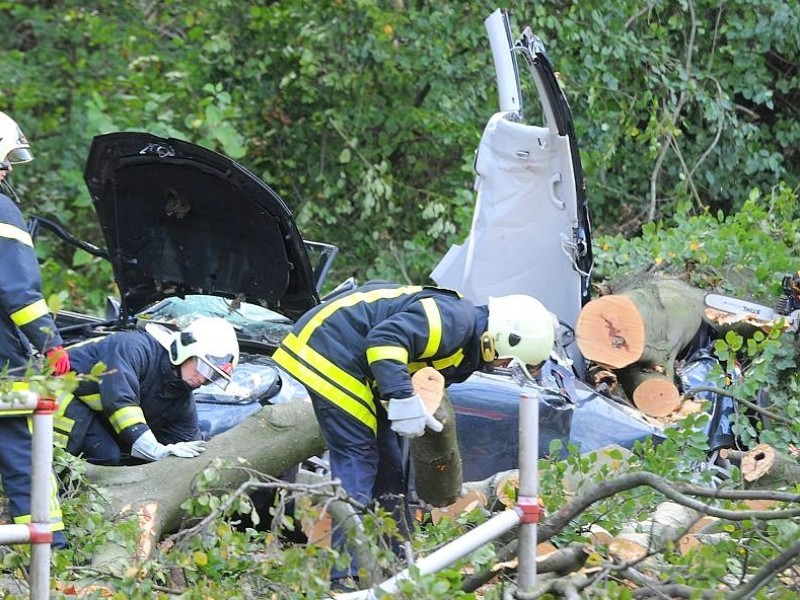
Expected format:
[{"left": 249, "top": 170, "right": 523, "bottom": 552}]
[
  {"left": 387, "top": 394, "right": 444, "bottom": 438},
  {"left": 130, "top": 430, "right": 207, "bottom": 462},
  {"left": 46, "top": 346, "right": 70, "bottom": 376}
]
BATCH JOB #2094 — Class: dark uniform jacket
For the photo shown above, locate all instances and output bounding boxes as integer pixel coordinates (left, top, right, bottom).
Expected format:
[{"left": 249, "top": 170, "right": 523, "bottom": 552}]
[
  {"left": 64, "top": 330, "right": 200, "bottom": 449},
  {"left": 0, "top": 192, "right": 65, "bottom": 535},
  {"left": 273, "top": 283, "right": 489, "bottom": 434},
  {"left": 0, "top": 193, "right": 62, "bottom": 373}
]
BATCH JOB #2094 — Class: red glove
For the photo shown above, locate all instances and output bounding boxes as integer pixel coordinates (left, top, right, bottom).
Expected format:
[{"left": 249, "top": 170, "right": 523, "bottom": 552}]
[{"left": 46, "top": 346, "right": 70, "bottom": 376}]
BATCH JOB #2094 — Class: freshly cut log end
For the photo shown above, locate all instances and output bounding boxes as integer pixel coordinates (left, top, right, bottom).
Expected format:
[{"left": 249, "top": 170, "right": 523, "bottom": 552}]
[
  {"left": 742, "top": 443, "right": 776, "bottom": 482},
  {"left": 576, "top": 295, "right": 646, "bottom": 369},
  {"left": 631, "top": 375, "right": 681, "bottom": 417}
]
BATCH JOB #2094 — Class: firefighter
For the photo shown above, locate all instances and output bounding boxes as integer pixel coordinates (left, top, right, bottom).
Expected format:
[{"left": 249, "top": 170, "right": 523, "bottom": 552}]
[
  {"left": 56, "top": 317, "right": 239, "bottom": 465},
  {"left": 0, "top": 111, "right": 70, "bottom": 547},
  {"left": 272, "top": 282, "right": 556, "bottom": 589}
]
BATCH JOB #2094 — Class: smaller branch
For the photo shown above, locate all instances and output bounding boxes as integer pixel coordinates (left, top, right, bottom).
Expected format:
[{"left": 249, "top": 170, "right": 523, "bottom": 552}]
[
  {"left": 684, "top": 385, "right": 793, "bottom": 425},
  {"left": 727, "top": 539, "right": 800, "bottom": 600}
]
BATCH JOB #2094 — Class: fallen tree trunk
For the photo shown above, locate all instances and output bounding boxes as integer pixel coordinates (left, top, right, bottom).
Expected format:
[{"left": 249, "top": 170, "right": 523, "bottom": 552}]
[
  {"left": 741, "top": 443, "right": 800, "bottom": 488},
  {"left": 576, "top": 277, "right": 706, "bottom": 374},
  {"left": 85, "top": 400, "right": 326, "bottom": 574}
]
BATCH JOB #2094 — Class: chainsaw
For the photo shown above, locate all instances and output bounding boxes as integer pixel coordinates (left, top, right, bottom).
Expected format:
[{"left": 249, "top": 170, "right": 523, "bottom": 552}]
[{"left": 704, "top": 271, "right": 800, "bottom": 332}]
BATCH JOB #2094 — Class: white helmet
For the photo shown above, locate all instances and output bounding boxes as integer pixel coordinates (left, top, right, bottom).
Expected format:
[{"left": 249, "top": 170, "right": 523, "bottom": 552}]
[
  {"left": 486, "top": 295, "right": 556, "bottom": 374},
  {"left": 0, "top": 111, "right": 34, "bottom": 164},
  {"left": 146, "top": 317, "right": 239, "bottom": 389}
]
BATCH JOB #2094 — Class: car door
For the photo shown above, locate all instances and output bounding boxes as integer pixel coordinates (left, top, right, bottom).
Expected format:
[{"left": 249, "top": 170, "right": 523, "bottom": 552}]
[{"left": 431, "top": 10, "right": 592, "bottom": 355}]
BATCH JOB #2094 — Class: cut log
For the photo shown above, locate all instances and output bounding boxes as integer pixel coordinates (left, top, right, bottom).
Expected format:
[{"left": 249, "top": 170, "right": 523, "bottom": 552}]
[
  {"left": 609, "top": 501, "right": 700, "bottom": 562},
  {"left": 617, "top": 366, "right": 680, "bottom": 417},
  {"left": 84, "top": 400, "right": 326, "bottom": 574},
  {"left": 412, "top": 367, "right": 444, "bottom": 415},
  {"left": 409, "top": 368, "right": 462, "bottom": 507},
  {"left": 741, "top": 443, "right": 800, "bottom": 488},
  {"left": 463, "top": 469, "right": 520, "bottom": 510},
  {"left": 576, "top": 277, "right": 706, "bottom": 373}
]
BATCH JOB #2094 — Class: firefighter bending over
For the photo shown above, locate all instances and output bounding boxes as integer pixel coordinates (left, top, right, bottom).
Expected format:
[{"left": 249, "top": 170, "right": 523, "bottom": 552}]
[
  {"left": 272, "top": 282, "right": 556, "bottom": 590},
  {"left": 57, "top": 317, "right": 238, "bottom": 465}
]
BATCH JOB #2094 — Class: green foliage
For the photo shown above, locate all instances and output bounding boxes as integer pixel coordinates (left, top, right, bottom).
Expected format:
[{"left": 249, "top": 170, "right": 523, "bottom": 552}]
[{"left": 4, "top": 0, "right": 795, "bottom": 312}]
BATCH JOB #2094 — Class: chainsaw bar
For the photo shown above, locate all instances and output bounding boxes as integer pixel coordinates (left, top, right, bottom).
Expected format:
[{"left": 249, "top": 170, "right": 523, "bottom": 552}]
[{"left": 704, "top": 293, "right": 798, "bottom": 329}]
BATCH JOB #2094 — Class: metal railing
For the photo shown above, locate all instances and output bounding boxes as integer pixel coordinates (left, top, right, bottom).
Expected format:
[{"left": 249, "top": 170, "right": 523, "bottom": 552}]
[{"left": 0, "top": 390, "right": 57, "bottom": 599}]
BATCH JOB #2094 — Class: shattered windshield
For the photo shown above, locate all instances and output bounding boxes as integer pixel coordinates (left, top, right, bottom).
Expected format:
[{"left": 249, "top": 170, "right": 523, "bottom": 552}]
[{"left": 135, "top": 295, "right": 293, "bottom": 347}]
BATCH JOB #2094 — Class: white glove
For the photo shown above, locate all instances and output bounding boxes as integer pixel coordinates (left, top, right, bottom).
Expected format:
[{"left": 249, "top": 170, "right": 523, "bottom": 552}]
[
  {"left": 387, "top": 394, "right": 444, "bottom": 438},
  {"left": 130, "top": 430, "right": 207, "bottom": 461}
]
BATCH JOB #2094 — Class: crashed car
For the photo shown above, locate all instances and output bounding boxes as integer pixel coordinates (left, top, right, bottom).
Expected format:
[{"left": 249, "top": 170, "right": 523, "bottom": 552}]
[
  {"left": 30, "top": 17, "right": 666, "bottom": 486},
  {"left": 31, "top": 123, "right": 661, "bottom": 484}
]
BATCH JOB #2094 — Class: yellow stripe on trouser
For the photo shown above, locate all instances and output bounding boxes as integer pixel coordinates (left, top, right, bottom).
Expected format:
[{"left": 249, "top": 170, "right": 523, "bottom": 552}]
[
  {"left": 13, "top": 473, "right": 65, "bottom": 532},
  {"left": 108, "top": 405, "right": 146, "bottom": 434},
  {"left": 274, "top": 344, "right": 378, "bottom": 433},
  {"left": 10, "top": 298, "right": 50, "bottom": 327},
  {"left": 0, "top": 222, "right": 33, "bottom": 247},
  {"left": 53, "top": 394, "right": 75, "bottom": 448},
  {"left": 419, "top": 298, "right": 442, "bottom": 358}
]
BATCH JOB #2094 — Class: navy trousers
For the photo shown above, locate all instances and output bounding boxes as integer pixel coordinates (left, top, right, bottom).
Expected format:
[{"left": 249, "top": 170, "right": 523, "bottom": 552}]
[
  {"left": 0, "top": 416, "right": 66, "bottom": 548},
  {"left": 310, "top": 392, "right": 411, "bottom": 580}
]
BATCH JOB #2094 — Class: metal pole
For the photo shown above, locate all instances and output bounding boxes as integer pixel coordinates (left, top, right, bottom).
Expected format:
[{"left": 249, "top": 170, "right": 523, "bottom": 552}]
[
  {"left": 29, "top": 397, "right": 55, "bottom": 600},
  {"left": 516, "top": 391, "right": 540, "bottom": 592},
  {"left": 335, "top": 508, "right": 522, "bottom": 599}
]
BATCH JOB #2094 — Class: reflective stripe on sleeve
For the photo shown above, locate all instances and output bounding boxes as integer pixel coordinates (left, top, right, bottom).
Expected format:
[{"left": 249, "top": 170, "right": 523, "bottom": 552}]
[
  {"left": 10, "top": 299, "right": 50, "bottom": 327},
  {"left": 0, "top": 222, "right": 33, "bottom": 247},
  {"left": 108, "top": 405, "right": 146, "bottom": 434},
  {"left": 78, "top": 393, "right": 103, "bottom": 412},
  {"left": 366, "top": 346, "right": 409, "bottom": 365},
  {"left": 409, "top": 348, "right": 465, "bottom": 372}
]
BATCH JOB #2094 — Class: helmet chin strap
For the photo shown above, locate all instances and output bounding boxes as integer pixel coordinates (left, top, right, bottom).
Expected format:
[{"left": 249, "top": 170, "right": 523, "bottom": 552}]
[{"left": 1, "top": 178, "right": 21, "bottom": 204}]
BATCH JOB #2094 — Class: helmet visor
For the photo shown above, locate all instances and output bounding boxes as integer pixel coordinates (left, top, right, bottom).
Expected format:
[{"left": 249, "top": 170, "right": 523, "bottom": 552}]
[
  {"left": 5, "top": 147, "right": 33, "bottom": 164},
  {"left": 196, "top": 353, "right": 235, "bottom": 390}
]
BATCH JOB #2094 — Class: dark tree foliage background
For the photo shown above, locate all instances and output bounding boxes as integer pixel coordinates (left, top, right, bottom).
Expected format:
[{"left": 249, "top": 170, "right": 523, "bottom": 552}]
[{"left": 1, "top": 0, "right": 797, "bottom": 312}]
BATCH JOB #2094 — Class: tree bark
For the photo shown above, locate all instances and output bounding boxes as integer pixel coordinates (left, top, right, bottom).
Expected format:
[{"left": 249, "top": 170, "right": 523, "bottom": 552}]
[
  {"left": 576, "top": 277, "right": 706, "bottom": 374},
  {"left": 85, "top": 400, "right": 326, "bottom": 573}
]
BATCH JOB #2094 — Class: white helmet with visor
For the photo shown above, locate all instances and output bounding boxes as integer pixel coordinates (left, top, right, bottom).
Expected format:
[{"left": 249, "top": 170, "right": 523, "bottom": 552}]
[{"left": 146, "top": 317, "right": 239, "bottom": 389}]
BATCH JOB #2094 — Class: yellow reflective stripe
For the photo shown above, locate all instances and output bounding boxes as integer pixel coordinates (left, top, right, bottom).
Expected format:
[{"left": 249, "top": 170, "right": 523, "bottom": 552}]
[
  {"left": 297, "top": 286, "right": 423, "bottom": 344},
  {"left": 10, "top": 298, "right": 50, "bottom": 327},
  {"left": 78, "top": 393, "right": 102, "bottom": 411},
  {"left": 409, "top": 348, "right": 464, "bottom": 372},
  {"left": 274, "top": 348, "right": 377, "bottom": 433},
  {"left": 282, "top": 334, "right": 374, "bottom": 402},
  {"left": 419, "top": 298, "right": 442, "bottom": 358},
  {"left": 0, "top": 222, "right": 33, "bottom": 247},
  {"left": 54, "top": 431, "right": 69, "bottom": 447},
  {"left": 366, "top": 346, "right": 408, "bottom": 365},
  {"left": 54, "top": 415, "right": 74, "bottom": 434},
  {"left": 108, "top": 405, "right": 146, "bottom": 433}
]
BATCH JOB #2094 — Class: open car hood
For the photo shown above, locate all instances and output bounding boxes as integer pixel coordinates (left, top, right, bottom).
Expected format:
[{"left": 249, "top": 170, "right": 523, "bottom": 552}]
[{"left": 83, "top": 132, "right": 320, "bottom": 321}]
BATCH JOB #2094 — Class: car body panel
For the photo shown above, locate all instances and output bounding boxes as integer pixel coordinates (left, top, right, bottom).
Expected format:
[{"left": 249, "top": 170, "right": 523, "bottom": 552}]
[{"left": 83, "top": 132, "right": 320, "bottom": 321}]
